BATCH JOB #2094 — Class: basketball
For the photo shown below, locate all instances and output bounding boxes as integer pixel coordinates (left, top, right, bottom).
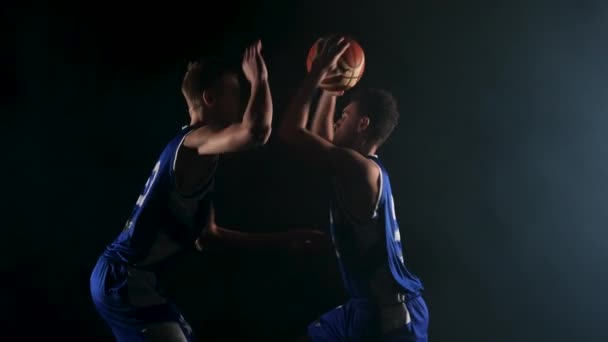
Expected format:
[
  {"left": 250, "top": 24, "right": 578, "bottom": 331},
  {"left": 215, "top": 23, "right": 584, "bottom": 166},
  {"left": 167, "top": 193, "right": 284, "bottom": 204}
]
[{"left": 306, "top": 35, "right": 366, "bottom": 92}]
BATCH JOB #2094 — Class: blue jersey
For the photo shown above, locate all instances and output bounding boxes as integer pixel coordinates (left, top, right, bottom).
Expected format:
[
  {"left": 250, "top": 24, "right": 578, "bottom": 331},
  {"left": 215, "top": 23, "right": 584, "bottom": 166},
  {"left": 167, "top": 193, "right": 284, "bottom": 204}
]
[
  {"left": 102, "top": 125, "right": 214, "bottom": 267},
  {"left": 329, "top": 155, "right": 423, "bottom": 303}
]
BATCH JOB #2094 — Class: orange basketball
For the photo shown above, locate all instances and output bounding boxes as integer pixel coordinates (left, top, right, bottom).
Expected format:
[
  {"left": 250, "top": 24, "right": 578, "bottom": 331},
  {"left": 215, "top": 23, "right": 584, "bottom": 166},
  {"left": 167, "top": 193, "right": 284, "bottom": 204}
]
[{"left": 306, "top": 36, "right": 366, "bottom": 92}]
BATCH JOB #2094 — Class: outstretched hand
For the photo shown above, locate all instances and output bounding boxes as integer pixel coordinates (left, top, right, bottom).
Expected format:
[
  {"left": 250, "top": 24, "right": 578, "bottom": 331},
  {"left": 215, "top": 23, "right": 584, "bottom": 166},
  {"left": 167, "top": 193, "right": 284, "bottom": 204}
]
[
  {"left": 310, "top": 36, "right": 351, "bottom": 81},
  {"left": 242, "top": 40, "right": 268, "bottom": 84}
]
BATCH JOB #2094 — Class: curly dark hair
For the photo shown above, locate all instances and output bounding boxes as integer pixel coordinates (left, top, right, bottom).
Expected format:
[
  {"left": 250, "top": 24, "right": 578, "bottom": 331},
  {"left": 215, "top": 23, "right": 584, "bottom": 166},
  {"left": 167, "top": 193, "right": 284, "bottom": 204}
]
[{"left": 351, "top": 88, "right": 400, "bottom": 147}]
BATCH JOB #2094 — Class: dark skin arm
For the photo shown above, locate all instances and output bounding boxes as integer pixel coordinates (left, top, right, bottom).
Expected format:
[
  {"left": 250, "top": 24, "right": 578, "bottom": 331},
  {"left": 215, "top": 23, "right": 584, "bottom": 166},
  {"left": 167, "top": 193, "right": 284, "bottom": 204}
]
[
  {"left": 195, "top": 205, "right": 330, "bottom": 254},
  {"left": 277, "top": 37, "right": 380, "bottom": 222},
  {"left": 309, "top": 91, "right": 340, "bottom": 141}
]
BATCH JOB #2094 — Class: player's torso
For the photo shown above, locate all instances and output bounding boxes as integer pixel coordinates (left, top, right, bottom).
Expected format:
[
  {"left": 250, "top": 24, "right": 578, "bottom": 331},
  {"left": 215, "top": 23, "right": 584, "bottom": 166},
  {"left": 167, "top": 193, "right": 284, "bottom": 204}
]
[
  {"left": 330, "top": 197, "right": 404, "bottom": 304},
  {"left": 103, "top": 126, "right": 218, "bottom": 267},
  {"left": 329, "top": 156, "right": 423, "bottom": 304}
]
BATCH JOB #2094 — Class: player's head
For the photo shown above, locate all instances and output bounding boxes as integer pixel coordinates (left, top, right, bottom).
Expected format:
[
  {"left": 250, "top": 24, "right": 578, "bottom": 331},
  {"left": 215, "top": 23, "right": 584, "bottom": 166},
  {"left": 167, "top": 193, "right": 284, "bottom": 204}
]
[
  {"left": 333, "top": 88, "right": 399, "bottom": 151},
  {"left": 181, "top": 58, "right": 240, "bottom": 124}
]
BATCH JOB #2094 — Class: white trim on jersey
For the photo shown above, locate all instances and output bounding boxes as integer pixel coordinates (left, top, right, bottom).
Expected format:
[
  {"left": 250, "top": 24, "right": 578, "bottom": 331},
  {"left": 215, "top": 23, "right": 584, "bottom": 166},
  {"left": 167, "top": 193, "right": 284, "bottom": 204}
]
[
  {"left": 172, "top": 130, "right": 192, "bottom": 174},
  {"left": 171, "top": 128, "right": 218, "bottom": 199},
  {"left": 369, "top": 157, "right": 384, "bottom": 218},
  {"left": 136, "top": 161, "right": 161, "bottom": 207}
]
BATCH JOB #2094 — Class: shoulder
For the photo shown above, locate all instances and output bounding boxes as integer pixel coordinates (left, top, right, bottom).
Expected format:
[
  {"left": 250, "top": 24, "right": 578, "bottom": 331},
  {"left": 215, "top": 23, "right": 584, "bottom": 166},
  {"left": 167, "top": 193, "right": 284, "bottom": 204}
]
[
  {"left": 170, "top": 126, "right": 220, "bottom": 194},
  {"left": 331, "top": 149, "right": 382, "bottom": 221},
  {"left": 330, "top": 147, "right": 380, "bottom": 182},
  {"left": 160, "top": 125, "right": 196, "bottom": 156}
]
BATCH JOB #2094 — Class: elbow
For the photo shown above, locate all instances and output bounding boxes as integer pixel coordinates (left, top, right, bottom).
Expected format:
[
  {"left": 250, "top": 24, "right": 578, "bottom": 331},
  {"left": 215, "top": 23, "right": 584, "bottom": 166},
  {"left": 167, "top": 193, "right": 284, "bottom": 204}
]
[
  {"left": 256, "top": 125, "right": 272, "bottom": 146},
  {"left": 249, "top": 124, "right": 272, "bottom": 146}
]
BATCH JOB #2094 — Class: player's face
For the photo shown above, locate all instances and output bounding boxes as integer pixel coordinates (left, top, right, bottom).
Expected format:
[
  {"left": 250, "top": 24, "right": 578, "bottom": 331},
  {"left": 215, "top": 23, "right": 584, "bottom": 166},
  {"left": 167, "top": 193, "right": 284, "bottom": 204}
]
[
  {"left": 213, "top": 73, "right": 241, "bottom": 124},
  {"left": 333, "top": 101, "right": 363, "bottom": 148}
]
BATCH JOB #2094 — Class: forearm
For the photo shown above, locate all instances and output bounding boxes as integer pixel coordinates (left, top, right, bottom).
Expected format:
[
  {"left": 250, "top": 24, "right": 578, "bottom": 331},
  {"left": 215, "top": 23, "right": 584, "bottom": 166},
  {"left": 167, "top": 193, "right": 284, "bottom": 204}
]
[
  {"left": 200, "top": 224, "right": 328, "bottom": 254},
  {"left": 243, "top": 78, "right": 273, "bottom": 137},
  {"left": 279, "top": 72, "right": 324, "bottom": 134},
  {"left": 310, "top": 91, "right": 336, "bottom": 141},
  {"left": 207, "top": 226, "right": 284, "bottom": 250}
]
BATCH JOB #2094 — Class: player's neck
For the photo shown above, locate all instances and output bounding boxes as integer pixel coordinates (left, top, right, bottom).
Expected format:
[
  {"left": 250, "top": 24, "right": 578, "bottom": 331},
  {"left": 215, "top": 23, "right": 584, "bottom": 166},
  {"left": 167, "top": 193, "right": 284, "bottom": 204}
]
[
  {"left": 190, "top": 117, "right": 201, "bottom": 126},
  {"left": 361, "top": 146, "right": 378, "bottom": 157},
  {"left": 189, "top": 111, "right": 210, "bottom": 126},
  {"left": 352, "top": 139, "right": 378, "bottom": 157}
]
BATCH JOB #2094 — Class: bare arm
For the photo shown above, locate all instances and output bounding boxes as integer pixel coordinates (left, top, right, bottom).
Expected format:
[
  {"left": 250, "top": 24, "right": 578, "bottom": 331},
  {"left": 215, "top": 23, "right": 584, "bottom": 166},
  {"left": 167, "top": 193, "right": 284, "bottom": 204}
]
[
  {"left": 183, "top": 79, "right": 272, "bottom": 154},
  {"left": 280, "top": 71, "right": 319, "bottom": 133},
  {"left": 279, "top": 38, "right": 349, "bottom": 139},
  {"left": 195, "top": 206, "right": 330, "bottom": 253},
  {"left": 183, "top": 41, "right": 273, "bottom": 155},
  {"left": 278, "top": 37, "right": 380, "bottom": 220},
  {"left": 309, "top": 91, "right": 338, "bottom": 141},
  {"left": 277, "top": 68, "right": 343, "bottom": 175},
  {"left": 202, "top": 225, "right": 328, "bottom": 252},
  {"left": 277, "top": 38, "right": 354, "bottom": 175}
]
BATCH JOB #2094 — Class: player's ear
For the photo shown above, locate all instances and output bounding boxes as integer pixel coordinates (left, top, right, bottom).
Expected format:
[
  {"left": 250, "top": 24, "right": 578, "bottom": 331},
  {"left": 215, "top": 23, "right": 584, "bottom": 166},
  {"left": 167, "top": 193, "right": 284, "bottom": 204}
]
[
  {"left": 202, "top": 89, "right": 215, "bottom": 107},
  {"left": 358, "top": 116, "right": 370, "bottom": 132}
]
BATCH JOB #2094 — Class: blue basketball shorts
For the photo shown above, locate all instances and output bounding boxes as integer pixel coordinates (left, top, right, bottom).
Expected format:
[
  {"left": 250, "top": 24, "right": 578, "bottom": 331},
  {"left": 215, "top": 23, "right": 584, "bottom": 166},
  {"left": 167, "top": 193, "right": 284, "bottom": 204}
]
[
  {"left": 307, "top": 295, "right": 429, "bottom": 341},
  {"left": 89, "top": 256, "right": 195, "bottom": 342}
]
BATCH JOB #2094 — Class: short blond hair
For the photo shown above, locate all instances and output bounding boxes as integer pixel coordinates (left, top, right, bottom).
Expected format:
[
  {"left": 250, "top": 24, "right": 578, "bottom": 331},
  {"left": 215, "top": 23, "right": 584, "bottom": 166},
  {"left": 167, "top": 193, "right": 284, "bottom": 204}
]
[{"left": 181, "top": 58, "right": 231, "bottom": 109}]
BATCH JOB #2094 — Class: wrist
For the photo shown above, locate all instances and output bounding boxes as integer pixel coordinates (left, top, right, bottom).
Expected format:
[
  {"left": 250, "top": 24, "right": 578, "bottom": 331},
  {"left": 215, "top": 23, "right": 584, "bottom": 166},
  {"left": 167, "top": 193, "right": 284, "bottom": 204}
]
[
  {"left": 249, "top": 76, "right": 268, "bottom": 88},
  {"left": 320, "top": 90, "right": 343, "bottom": 98}
]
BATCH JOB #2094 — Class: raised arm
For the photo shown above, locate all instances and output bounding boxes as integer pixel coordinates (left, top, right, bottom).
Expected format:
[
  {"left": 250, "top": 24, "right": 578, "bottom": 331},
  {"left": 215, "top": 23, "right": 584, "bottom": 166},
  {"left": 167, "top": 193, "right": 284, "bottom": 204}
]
[
  {"left": 309, "top": 91, "right": 340, "bottom": 141},
  {"left": 183, "top": 40, "right": 273, "bottom": 155},
  {"left": 277, "top": 37, "right": 360, "bottom": 176},
  {"left": 277, "top": 38, "right": 381, "bottom": 221}
]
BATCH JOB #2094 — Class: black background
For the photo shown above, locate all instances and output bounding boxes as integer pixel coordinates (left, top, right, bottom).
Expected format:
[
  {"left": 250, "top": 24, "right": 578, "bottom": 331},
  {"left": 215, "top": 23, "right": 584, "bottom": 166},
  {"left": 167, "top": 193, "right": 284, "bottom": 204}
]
[{"left": 3, "top": 0, "right": 608, "bottom": 341}]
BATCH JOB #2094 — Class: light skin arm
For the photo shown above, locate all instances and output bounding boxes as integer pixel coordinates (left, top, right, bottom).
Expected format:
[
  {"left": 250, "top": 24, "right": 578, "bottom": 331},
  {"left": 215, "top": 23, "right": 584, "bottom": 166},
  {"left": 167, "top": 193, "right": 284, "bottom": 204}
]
[{"left": 183, "top": 40, "right": 273, "bottom": 155}]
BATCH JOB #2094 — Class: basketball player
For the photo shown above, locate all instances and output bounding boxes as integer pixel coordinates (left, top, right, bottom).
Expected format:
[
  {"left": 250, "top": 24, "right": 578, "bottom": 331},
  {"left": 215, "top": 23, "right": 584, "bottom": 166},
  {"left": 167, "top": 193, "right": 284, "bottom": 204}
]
[
  {"left": 278, "top": 38, "right": 429, "bottom": 341},
  {"left": 90, "top": 40, "right": 324, "bottom": 342}
]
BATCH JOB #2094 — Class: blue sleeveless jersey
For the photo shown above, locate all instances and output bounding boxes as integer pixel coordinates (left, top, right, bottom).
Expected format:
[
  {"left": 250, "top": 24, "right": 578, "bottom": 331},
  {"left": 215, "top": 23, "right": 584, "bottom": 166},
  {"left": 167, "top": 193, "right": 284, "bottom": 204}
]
[
  {"left": 102, "top": 125, "right": 213, "bottom": 266},
  {"left": 329, "top": 155, "right": 423, "bottom": 303}
]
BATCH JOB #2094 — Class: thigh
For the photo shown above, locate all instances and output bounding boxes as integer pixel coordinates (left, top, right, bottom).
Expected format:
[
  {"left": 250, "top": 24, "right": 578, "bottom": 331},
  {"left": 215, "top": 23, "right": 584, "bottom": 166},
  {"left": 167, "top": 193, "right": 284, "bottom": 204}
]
[
  {"left": 306, "top": 300, "right": 377, "bottom": 342},
  {"left": 140, "top": 322, "right": 190, "bottom": 342},
  {"left": 91, "top": 259, "right": 194, "bottom": 341},
  {"left": 126, "top": 265, "right": 169, "bottom": 307},
  {"left": 383, "top": 296, "right": 429, "bottom": 342},
  {"left": 101, "top": 303, "right": 194, "bottom": 342},
  {"left": 307, "top": 304, "right": 348, "bottom": 342},
  {"left": 405, "top": 296, "right": 429, "bottom": 341},
  {"left": 102, "top": 320, "right": 191, "bottom": 342},
  {"left": 137, "top": 303, "right": 194, "bottom": 341}
]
